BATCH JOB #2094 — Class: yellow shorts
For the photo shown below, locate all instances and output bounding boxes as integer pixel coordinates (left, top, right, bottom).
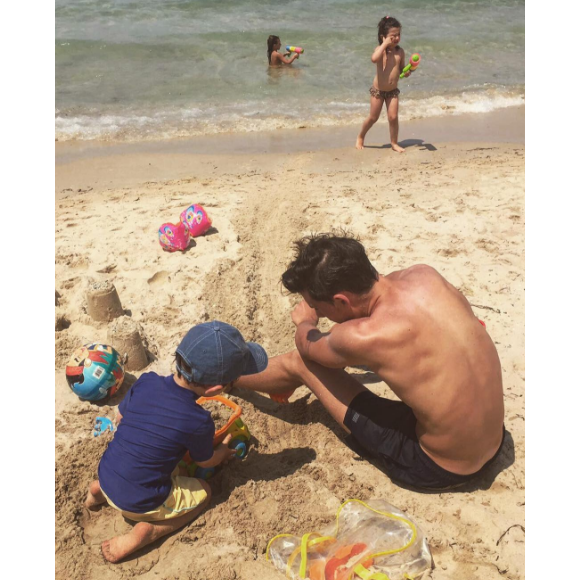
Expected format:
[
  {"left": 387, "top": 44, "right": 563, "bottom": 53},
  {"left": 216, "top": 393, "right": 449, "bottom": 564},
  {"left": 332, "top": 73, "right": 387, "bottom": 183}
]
[{"left": 101, "top": 470, "right": 208, "bottom": 522}]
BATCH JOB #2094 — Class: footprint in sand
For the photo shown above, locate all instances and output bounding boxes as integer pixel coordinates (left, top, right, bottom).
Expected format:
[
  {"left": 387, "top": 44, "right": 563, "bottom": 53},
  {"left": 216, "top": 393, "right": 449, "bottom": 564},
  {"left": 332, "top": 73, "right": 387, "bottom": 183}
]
[
  {"left": 55, "top": 314, "right": 71, "bottom": 331},
  {"left": 147, "top": 271, "right": 170, "bottom": 287},
  {"left": 438, "top": 247, "right": 462, "bottom": 258},
  {"left": 475, "top": 239, "right": 500, "bottom": 254}
]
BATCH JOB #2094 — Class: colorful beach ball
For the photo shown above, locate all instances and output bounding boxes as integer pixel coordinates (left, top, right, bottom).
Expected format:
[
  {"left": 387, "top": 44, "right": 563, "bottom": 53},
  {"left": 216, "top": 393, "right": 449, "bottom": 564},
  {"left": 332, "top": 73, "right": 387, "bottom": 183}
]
[
  {"left": 158, "top": 220, "right": 191, "bottom": 252},
  {"left": 65, "top": 343, "right": 125, "bottom": 401},
  {"left": 180, "top": 204, "right": 212, "bottom": 238}
]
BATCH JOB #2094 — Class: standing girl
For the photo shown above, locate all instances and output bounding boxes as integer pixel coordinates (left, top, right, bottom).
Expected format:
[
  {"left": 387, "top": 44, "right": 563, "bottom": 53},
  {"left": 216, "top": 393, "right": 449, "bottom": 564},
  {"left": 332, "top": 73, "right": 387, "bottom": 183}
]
[{"left": 356, "top": 16, "right": 411, "bottom": 152}]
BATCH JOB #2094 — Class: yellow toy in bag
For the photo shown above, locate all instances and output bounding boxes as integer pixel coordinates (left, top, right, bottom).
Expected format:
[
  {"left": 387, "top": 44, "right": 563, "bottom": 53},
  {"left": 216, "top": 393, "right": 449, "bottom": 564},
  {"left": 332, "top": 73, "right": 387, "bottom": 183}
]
[{"left": 266, "top": 499, "right": 432, "bottom": 580}]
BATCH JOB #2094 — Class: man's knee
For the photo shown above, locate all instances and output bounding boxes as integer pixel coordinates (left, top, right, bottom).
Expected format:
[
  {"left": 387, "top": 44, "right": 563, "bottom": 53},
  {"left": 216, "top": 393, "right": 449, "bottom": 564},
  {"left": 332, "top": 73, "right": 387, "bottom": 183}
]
[{"left": 286, "top": 349, "right": 313, "bottom": 380}]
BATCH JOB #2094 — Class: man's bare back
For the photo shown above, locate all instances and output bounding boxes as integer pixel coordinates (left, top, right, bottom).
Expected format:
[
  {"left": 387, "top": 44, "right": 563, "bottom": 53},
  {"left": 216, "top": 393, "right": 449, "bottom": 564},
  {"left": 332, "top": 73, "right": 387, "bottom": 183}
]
[
  {"left": 342, "top": 265, "right": 504, "bottom": 475},
  {"left": 275, "top": 263, "right": 504, "bottom": 477},
  {"left": 236, "top": 234, "right": 505, "bottom": 488}
]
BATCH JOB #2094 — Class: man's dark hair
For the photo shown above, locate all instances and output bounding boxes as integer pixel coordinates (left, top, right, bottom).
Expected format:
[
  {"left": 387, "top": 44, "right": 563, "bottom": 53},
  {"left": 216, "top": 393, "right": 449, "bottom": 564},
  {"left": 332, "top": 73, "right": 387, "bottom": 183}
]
[{"left": 281, "top": 233, "right": 379, "bottom": 302}]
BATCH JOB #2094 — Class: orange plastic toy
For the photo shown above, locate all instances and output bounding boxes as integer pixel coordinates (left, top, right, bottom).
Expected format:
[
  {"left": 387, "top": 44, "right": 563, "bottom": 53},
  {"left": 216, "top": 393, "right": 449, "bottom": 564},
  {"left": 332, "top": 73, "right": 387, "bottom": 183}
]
[
  {"left": 180, "top": 395, "right": 251, "bottom": 479},
  {"left": 309, "top": 543, "right": 374, "bottom": 580},
  {"left": 269, "top": 388, "right": 296, "bottom": 404},
  {"left": 198, "top": 395, "right": 243, "bottom": 445}
]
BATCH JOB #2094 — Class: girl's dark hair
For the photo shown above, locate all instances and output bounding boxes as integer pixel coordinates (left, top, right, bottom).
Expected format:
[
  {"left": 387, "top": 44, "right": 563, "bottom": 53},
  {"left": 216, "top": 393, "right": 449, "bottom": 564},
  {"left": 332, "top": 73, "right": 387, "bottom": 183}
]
[
  {"left": 281, "top": 233, "right": 379, "bottom": 302},
  {"left": 377, "top": 16, "right": 402, "bottom": 44},
  {"left": 267, "top": 35, "right": 280, "bottom": 64}
]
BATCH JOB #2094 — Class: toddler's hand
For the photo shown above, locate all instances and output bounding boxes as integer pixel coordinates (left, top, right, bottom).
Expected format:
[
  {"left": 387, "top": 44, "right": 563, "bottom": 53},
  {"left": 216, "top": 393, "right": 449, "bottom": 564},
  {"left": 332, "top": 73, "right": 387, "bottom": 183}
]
[{"left": 217, "top": 434, "right": 237, "bottom": 465}]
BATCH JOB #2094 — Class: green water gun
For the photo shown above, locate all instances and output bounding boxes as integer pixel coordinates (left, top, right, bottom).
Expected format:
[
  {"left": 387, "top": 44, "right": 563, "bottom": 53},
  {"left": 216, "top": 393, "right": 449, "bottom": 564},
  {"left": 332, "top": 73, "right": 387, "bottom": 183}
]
[{"left": 400, "top": 53, "right": 421, "bottom": 78}]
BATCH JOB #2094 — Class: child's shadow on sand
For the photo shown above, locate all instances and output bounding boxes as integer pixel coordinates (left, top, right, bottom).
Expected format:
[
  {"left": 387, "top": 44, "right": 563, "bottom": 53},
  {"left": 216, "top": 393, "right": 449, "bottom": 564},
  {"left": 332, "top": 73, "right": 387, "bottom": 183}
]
[
  {"left": 364, "top": 139, "right": 437, "bottom": 151},
  {"left": 210, "top": 446, "right": 317, "bottom": 508}
]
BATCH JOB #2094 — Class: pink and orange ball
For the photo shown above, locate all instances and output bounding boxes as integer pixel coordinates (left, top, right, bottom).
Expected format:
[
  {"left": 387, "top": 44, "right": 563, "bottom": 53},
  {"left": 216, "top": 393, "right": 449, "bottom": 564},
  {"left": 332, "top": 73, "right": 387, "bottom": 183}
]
[{"left": 158, "top": 204, "right": 212, "bottom": 252}]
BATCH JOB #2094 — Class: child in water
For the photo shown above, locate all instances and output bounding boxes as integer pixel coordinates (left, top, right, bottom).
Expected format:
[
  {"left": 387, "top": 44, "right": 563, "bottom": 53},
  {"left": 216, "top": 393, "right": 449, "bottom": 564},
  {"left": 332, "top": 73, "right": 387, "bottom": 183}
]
[
  {"left": 267, "top": 35, "right": 299, "bottom": 66},
  {"left": 356, "top": 16, "right": 411, "bottom": 152}
]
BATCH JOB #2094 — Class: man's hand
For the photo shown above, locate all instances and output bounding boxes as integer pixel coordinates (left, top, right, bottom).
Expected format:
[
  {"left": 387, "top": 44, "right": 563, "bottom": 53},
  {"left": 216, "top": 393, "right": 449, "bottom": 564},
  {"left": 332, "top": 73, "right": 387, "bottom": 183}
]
[{"left": 291, "top": 300, "right": 319, "bottom": 328}]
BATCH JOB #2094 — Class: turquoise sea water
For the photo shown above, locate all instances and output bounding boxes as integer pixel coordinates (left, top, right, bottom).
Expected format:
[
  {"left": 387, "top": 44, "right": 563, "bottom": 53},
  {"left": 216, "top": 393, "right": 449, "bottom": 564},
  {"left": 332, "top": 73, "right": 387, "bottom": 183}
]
[{"left": 55, "top": 0, "right": 524, "bottom": 142}]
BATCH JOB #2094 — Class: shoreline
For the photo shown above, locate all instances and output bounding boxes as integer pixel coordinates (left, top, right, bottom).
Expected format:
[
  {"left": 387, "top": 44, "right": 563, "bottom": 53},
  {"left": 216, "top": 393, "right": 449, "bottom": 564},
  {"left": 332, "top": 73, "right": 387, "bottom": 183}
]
[{"left": 56, "top": 105, "right": 524, "bottom": 195}]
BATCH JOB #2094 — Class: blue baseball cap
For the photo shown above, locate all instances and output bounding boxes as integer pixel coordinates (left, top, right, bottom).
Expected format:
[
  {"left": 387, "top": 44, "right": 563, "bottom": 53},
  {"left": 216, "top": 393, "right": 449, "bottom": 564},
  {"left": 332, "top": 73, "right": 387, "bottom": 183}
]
[{"left": 175, "top": 321, "right": 268, "bottom": 385}]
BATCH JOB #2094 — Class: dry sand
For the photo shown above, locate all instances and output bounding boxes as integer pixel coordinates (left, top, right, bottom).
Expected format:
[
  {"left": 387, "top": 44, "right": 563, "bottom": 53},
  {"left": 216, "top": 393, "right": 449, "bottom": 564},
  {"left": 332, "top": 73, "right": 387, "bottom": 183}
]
[{"left": 55, "top": 119, "right": 524, "bottom": 579}]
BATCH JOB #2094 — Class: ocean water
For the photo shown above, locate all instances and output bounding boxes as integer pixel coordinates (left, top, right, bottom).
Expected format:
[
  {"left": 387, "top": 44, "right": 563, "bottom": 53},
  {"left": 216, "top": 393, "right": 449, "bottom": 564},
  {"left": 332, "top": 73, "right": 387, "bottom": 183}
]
[{"left": 55, "top": 0, "right": 524, "bottom": 142}]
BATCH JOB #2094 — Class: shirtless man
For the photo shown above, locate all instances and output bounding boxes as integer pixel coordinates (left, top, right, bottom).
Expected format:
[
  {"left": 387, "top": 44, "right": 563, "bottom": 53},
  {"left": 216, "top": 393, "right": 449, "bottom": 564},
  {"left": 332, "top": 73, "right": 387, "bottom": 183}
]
[
  {"left": 236, "top": 234, "right": 505, "bottom": 490},
  {"left": 356, "top": 16, "right": 409, "bottom": 152}
]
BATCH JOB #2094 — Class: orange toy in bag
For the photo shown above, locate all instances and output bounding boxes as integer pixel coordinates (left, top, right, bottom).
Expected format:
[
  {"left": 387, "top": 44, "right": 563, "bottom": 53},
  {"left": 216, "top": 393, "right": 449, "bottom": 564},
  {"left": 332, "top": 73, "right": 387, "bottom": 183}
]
[{"left": 266, "top": 499, "right": 432, "bottom": 580}]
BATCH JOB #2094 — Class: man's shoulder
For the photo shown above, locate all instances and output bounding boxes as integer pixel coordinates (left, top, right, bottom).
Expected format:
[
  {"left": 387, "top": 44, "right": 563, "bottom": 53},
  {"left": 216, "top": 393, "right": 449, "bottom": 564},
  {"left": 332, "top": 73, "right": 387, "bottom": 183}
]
[
  {"left": 400, "top": 264, "right": 441, "bottom": 282},
  {"left": 383, "top": 265, "right": 442, "bottom": 290},
  {"left": 332, "top": 316, "right": 381, "bottom": 353}
]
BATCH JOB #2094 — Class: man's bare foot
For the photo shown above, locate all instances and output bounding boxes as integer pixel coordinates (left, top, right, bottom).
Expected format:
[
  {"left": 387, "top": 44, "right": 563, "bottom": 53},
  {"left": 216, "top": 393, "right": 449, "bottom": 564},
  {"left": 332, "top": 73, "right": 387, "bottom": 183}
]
[
  {"left": 391, "top": 143, "right": 405, "bottom": 153},
  {"left": 355, "top": 136, "right": 365, "bottom": 150},
  {"left": 85, "top": 480, "right": 107, "bottom": 510},
  {"left": 102, "top": 522, "right": 155, "bottom": 563}
]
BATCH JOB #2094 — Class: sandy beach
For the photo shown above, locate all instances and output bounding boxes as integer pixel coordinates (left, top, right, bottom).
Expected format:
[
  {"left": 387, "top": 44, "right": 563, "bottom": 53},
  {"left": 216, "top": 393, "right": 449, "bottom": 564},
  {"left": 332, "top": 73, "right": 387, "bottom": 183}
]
[{"left": 55, "top": 108, "right": 525, "bottom": 580}]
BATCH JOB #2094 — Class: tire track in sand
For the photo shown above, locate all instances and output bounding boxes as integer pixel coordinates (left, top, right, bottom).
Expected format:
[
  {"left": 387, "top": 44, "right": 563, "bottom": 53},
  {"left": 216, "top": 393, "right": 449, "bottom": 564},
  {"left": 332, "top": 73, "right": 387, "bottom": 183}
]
[{"left": 202, "top": 175, "right": 306, "bottom": 355}]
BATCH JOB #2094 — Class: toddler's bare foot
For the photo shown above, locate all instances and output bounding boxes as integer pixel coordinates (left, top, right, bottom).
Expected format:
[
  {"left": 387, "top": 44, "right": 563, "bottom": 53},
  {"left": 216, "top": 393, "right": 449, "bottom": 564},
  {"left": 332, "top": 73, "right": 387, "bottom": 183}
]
[
  {"left": 391, "top": 143, "right": 405, "bottom": 153},
  {"left": 101, "top": 539, "right": 118, "bottom": 563},
  {"left": 101, "top": 522, "right": 154, "bottom": 563},
  {"left": 355, "top": 136, "right": 365, "bottom": 150},
  {"left": 85, "top": 480, "right": 107, "bottom": 510},
  {"left": 102, "top": 538, "right": 127, "bottom": 563}
]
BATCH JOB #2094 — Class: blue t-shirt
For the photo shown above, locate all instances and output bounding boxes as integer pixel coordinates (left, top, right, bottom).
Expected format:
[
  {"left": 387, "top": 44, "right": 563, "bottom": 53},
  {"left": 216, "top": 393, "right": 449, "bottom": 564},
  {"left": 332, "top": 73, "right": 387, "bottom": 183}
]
[{"left": 98, "top": 372, "right": 215, "bottom": 513}]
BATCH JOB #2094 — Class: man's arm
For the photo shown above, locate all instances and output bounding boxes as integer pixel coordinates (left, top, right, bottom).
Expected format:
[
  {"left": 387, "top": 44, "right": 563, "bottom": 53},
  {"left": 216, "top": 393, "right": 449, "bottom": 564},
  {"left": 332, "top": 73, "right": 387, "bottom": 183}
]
[
  {"left": 292, "top": 301, "right": 372, "bottom": 368},
  {"left": 295, "top": 322, "right": 365, "bottom": 368}
]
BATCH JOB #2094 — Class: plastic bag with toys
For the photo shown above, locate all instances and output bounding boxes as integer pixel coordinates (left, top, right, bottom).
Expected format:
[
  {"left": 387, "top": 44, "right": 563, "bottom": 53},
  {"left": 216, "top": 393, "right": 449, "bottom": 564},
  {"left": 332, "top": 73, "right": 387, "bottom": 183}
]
[{"left": 266, "top": 499, "right": 432, "bottom": 580}]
